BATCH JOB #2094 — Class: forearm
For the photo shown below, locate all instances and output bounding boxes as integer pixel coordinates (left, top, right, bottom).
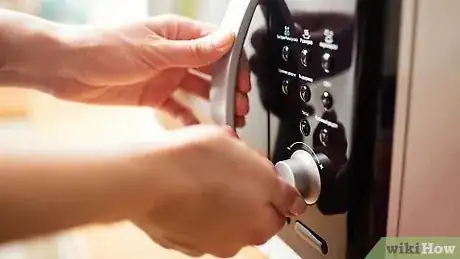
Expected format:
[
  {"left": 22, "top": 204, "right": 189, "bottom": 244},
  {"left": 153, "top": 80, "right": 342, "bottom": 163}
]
[
  {"left": 0, "top": 9, "right": 68, "bottom": 92},
  {"left": 0, "top": 143, "right": 155, "bottom": 243}
]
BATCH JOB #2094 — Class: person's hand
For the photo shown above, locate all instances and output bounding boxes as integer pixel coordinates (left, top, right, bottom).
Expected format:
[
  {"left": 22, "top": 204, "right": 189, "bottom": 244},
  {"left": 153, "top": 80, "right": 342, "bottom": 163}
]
[
  {"left": 41, "top": 14, "right": 250, "bottom": 126},
  {"left": 129, "top": 125, "right": 306, "bottom": 258}
]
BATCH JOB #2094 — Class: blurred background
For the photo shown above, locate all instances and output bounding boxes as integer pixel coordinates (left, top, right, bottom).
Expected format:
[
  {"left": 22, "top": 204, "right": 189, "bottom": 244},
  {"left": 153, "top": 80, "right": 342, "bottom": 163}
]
[
  {"left": 0, "top": 1, "right": 267, "bottom": 259},
  {"left": 0, "top": 0, "right": 232, "bottom": 148}
]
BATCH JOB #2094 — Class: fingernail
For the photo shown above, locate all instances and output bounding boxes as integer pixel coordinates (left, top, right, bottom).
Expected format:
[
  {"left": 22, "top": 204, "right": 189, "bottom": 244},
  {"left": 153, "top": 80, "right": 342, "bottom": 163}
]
[
  {"left": 289, "top": 197, "right": 307, "bottom": 216},
  {"left": 212, "top": 30, "right": 235, "bottom": 52},
  {"left": 224, "top": 125, "right": 239, "bottom": 138}
]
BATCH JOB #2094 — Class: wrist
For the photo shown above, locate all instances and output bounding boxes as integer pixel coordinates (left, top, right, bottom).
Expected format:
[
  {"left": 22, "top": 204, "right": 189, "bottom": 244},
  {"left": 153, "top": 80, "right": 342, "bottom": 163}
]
[
  {"left": 66, "top": 143, "right": 167, "bottom": 223},
  {"left": 0, "top": 142, "right": 151, "bottom": 242},
  {"left": 0, "top": 10, "right": 72, "bottom": 93},
  {"left": 120, "top": 137, "right": 198, "bottom": 218}
]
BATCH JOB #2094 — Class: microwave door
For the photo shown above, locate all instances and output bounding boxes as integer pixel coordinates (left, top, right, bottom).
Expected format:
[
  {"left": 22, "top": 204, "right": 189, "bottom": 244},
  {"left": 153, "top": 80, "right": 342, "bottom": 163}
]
[{"left": 210, "top": 0, "right": 375, "bottom": 258}]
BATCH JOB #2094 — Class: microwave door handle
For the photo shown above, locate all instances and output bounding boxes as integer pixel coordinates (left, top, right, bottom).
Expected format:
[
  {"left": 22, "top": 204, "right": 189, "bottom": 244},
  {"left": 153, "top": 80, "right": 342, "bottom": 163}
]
[
  {"left": 210, "top": 0, "right": 261, "bottom": 128},
  {"left": 210, "top": 0, "right": 295, "bottom": 128}
]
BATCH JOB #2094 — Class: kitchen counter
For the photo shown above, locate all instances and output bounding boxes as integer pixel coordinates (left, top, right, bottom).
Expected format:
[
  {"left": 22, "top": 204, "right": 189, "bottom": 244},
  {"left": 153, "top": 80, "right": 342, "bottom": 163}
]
[
  {"left": 75, "top": 221, "right": 267, "bottom": 259},
  {"left": 0, "top": 221, "right": 267, "bottom": 259}
]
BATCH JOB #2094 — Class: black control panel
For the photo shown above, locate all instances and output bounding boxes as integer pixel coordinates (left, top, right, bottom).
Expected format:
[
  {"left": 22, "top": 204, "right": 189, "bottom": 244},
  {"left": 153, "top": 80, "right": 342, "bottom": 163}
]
[
  {"left": 275, "top": 16, "right": 354, "bottom": 216},
  {"left": 248, "top": 1, "right": 359, "bottom": 257},
  {"left": 245, "top": 0, "right": 399, "bottom": 257},
  {"left": 251, "top": 5, "right": 355, "bottom": 215}
]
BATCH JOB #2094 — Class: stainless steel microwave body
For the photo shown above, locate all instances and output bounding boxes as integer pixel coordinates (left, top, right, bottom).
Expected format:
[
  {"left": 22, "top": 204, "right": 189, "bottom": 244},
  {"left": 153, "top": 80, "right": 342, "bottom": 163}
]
[{"left": 209, "top": 0, "right": 460, "bottom": 258}]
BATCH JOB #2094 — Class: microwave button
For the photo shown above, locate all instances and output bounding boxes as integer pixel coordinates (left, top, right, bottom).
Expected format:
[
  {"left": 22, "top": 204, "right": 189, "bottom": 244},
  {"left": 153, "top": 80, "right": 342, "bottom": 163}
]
[
  {"left": 321, "top": 52, "right": 332, "bottom": 73},
  {"left": 301, "top": 104, "right": 315, "bottom": 117},
  {"left": 282, "top": 46, "right": 290, "bottom": 61},
  {"left": 300, "top": 85, "right": 311, "bottom": 103},
  {"left": 300, "top": 49, "right": 309, "bottom": 67},
  {"left": 282, "top": 79, "right": 290, "bottom": 95},
  {"left": 319, "top": 129, "right": 329, "bottom": 147},
  {"left": 300, "top": 119, "right": 311, "bottom": 136},
  {"left": 321, "top": 91, "right": 333, "bottom": 110}
]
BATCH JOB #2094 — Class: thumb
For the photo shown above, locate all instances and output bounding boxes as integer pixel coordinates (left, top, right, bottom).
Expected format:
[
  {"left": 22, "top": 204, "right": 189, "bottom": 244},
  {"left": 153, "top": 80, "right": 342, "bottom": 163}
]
[
  {"left": 271, "top": 177, "right": 307, "bottom": 217},
  {"left": 154, "top": 30, "right": 235, "bottom": 69}
]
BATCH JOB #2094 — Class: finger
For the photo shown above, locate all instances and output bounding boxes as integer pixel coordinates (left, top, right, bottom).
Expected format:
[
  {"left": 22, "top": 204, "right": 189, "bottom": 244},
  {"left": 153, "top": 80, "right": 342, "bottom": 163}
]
[
  {"left": 193, "top": 59, "right": 242, "bottom": 75},
  {"left": 150, "top": 14, "right": 218, "bottom": 40},
  {"left": 191, "top": 62, "right": 217, "bottom": 77},
  {"left": 180, "top": 71, "right": 211, "bottom": 100},
  {"left": 207, "top": 246, "right": 241, "bottom": 259},
  {"left": 238, "top": 53, "right": 252, "bottom": 93},
  {"left": 249, "top": 208, "right": 286, "bottom": 246},
  {"left": 160, "top": 98, "right": 200, "bottom": 126},
  {"left": 162, "top": 236, "right": 205, "bottom": 258},
  {"left": 192, "top": 56, "right": 250, "bottom": 93},
  {"left": 235, "top": 92, "right": 249, "bottom": 117},
  {"left": 271, "top": 177, "right": 307, "bottom": 217},
  {"left": 175, "top": 247, "right": 205, "bottom": 258},
  {"left": 159, "top": 239, "right": 204, "bottom": 257},
  {"left": 223, "top": 125, "right": 239, "bottom": 138},
  {"left": 235, "top": 116, "right": 246, "bottom": 128},
  {"left": 145, "top": 30, "right": 235, "bottom": 70}
]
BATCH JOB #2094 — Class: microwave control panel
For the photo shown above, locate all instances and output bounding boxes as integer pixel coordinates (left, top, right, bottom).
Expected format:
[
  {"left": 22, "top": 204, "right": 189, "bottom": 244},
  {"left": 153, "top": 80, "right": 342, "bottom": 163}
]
[{"left": 249, "top": 0, "right": 359, "bottom": 257}]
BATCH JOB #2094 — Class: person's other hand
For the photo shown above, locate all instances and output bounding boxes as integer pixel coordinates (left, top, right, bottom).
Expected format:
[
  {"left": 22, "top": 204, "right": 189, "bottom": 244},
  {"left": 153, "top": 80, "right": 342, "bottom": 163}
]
[
  {"left": 44, "top": 14, "right": 250, "bottom": 126},
  {"left": 130, "top": 125, "right": 306, "bottom": 257}
]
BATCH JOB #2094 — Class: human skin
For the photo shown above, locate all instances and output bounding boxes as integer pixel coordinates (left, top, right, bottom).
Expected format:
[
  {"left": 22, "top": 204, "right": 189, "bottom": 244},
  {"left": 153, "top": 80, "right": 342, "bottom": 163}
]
[{"left": 0, "top": 9, "right": 306, "bottom": 258}]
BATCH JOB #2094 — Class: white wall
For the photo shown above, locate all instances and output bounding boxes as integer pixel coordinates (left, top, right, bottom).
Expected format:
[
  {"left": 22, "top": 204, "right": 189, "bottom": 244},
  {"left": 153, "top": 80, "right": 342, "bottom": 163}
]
[
  {"left": 88, "top": 0, "right": 149, "bottom": 25},
  {"left": 196, "top": 0, "right": 230, "bottom": 24},
  {"left": 147, "top": 0, "right": 173, "bottom": 15}
]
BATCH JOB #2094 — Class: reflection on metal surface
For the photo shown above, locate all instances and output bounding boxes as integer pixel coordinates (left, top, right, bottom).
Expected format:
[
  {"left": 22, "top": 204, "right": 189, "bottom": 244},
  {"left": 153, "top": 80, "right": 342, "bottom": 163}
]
[
  {"left": 294, "top": 221, "right": 328, "bottom": 255},
  {"left": 219, "top": 0, "right": 400, "bottom": 257}
]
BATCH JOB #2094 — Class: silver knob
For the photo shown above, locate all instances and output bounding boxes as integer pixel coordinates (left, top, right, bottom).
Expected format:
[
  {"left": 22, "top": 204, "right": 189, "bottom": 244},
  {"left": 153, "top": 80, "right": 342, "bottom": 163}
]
[{"left": 275, "top": 149, "right": 321, "bottom": 205}]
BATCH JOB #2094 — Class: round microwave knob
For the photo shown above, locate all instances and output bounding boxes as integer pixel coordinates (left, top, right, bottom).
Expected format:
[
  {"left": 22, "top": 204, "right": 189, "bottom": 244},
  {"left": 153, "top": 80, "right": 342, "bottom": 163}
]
[{"left": 275, "top": 149, "right": 321, "bottom": 205}]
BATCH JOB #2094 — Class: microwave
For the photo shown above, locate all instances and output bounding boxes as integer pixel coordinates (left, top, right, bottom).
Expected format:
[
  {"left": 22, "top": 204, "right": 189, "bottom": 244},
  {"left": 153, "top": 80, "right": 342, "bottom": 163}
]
[{"left": 209, "top": 0, "right": 460, "bottom": 258}]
